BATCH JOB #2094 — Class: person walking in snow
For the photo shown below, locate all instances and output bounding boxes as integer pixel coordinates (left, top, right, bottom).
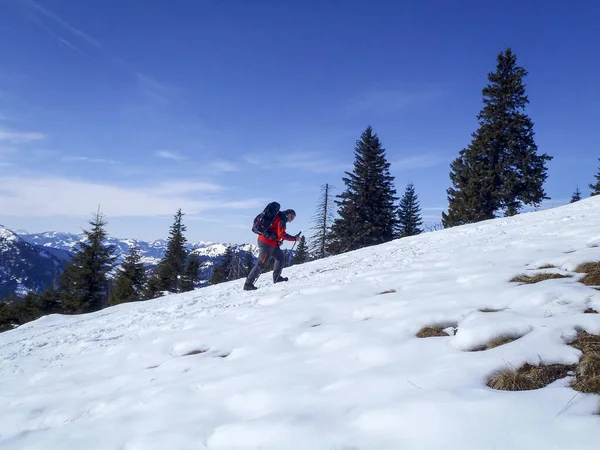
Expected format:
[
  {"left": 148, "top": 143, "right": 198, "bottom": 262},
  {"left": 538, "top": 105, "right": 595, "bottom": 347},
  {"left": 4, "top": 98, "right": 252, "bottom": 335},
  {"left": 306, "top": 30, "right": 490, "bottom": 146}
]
[{"left": 244, "top": 209, "right": 300, "bottom": 290}]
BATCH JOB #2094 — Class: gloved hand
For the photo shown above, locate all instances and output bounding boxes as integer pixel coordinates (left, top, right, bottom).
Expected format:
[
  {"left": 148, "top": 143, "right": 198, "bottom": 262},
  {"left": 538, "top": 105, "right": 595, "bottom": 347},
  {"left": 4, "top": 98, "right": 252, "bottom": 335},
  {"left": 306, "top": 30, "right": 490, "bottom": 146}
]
[{"left": 295, "top": 232, "right": 301, "bottom": 242}]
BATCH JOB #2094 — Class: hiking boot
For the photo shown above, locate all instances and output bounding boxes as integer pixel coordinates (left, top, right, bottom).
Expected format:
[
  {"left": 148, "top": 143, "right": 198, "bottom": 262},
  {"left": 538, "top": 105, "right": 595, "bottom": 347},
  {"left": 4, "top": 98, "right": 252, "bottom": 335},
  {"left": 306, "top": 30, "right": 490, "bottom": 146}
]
[
  {"left": 243, "top": 283, "right": 257, "bottom": 291},
  {"left": 274, "top": 276, "right": 288, "bottom": 283}
]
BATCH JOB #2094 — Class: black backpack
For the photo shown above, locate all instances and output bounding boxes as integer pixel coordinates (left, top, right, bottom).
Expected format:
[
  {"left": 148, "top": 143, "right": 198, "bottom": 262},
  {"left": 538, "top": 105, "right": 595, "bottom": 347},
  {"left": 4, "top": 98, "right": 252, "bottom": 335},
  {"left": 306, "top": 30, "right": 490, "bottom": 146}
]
[{"left": 252, "top": 202, "right": 280, "bottom": 235}]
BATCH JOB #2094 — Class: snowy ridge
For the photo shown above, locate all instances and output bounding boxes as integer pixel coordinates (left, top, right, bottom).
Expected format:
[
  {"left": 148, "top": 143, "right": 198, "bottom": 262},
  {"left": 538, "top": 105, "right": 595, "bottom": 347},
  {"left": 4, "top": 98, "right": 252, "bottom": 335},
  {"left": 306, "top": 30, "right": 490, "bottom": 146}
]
[{"left": 2, "top": 198, "right": 600, "bottom": 449}]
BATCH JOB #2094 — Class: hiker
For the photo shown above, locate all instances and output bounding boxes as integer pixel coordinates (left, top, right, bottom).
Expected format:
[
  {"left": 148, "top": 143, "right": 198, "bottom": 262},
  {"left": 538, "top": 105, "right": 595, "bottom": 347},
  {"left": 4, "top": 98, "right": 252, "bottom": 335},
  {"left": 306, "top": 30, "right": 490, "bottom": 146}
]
[{"left": 244, "top": 208, "right": 300, "bottom": 290}]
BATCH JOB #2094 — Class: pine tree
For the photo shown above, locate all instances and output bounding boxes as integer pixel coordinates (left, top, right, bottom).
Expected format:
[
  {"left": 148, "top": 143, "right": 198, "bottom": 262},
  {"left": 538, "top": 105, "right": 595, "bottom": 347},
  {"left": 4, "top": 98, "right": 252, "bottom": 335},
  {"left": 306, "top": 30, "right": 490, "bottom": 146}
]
[
  {"left": 291, "top": 235, "right": 309, "bottom": 265},
  {"left": 226, "top": 251, "right": 246, "bottom": 281},
  {"left": 151, "top": 209, "right": 188, "bottom": 294},
  {"left": 109, "top": 245, "right": 148, "bottom": 305},
  {"left": 210, "top": 246, "right": 234, "bottom": 284},
  {"left": 309, "top": 183, "right": 335, "bottom": 259},
  {"left": 397, "top": 182, "right": 423, "bottom": 238},
  {"left": 590, "top": 158, "right": 600, "bottom": 196},
  {"left": 180, "top": 255, "right": 201, "bottom": 292},
  {"left": 61, "top": 211, "right": 117, "bottom": 313},
  {"left": 571, "top": 186, "right": 582, "bottom": 203},
  {"left": 328, "top": 126, "right": 399, "bottom": 254},
  {"left": 442, "top": 48, "right": 552, "bottom": 227}
]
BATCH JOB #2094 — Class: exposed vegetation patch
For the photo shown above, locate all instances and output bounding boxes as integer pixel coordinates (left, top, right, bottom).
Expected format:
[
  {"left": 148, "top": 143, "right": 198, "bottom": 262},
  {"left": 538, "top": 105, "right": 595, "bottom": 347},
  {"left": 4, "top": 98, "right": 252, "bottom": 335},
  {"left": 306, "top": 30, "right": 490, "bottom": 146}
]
[
  {"left": 510, "top": 273, "right": 572, "bottom": 284},
  {"left": 183, "top": 349, "right": 209, "bottom": 356},
  {"left": 569, "top": 331, "right": 600, "bottom": 395},
  {"left": 378, "top": 289, "right": 397, "bottom": 295},
  {"left": 584, "top": 308, "right": 599, "bottom": 314},
  {"left": 479, "top": 307, "right": 504, "bottom": 313},
  {"left": 574, "top": 261, "right": 600, "bottom": 286},
  {"left": 487, "top": 363, "right": 576, "bottom": 391},
  {"left": 416, "top": 325, "right": 454, "bottom": 338},
  {"left": 218, "top": 352, "right": 230, "bottom": 358},
  {"left": 469, "top": 334, "right": 523, "bottom": 352},
  {"left": 535, "top": 264, "right": 557, "bottom": 270}
]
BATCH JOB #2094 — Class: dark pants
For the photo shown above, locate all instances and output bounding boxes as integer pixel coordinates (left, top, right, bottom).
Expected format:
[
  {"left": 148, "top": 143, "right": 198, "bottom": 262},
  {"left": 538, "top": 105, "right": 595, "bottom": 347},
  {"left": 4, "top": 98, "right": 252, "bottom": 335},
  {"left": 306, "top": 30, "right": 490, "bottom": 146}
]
[{"left": 246, "top": 240, "right": 284, "bottom": 285}]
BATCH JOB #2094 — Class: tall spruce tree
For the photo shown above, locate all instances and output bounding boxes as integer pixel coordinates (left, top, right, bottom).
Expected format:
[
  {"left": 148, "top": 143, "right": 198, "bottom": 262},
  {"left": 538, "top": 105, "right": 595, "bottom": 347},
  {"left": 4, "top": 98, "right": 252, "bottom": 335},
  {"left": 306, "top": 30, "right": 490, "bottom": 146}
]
[
  {"left": 590, "top": 158, "right": 600, "bottom": 196},
  {"left": 442, "top": 48, "right": 552, "bottom": 227},
  {"left": 309, "top": 183, "right": 335, "bottom": 259},
  {"left": 149, "top": 209, "right": 188, "bottom": 295},
  {"left": 109, "top": 245, "right": 148, "bottom": 305},
  {"left": 328, "top": 126, "right": 398, "bottom": 254},
  {"left": 61, "top": 211, "right": 117, "bottom": 313},
  {"left": 291, "top": 235, "right": 309, "bottom": 265},
  {"left": 571, "top": 186, "right": 582, "bottom": 203},
  {"left": 397, "top": 182, "right": 423, "bottom": 238},
  {"left": 180, "top": 255, "right": 202, "bottom": 292}
]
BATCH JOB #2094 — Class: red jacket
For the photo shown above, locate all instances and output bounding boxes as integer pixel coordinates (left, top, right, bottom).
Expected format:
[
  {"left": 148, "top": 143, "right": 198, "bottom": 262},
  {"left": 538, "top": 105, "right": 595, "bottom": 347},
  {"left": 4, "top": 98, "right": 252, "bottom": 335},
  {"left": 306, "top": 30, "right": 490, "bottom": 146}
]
[{"left": 259, "top": 213, "right": 296, "bottom": 247}]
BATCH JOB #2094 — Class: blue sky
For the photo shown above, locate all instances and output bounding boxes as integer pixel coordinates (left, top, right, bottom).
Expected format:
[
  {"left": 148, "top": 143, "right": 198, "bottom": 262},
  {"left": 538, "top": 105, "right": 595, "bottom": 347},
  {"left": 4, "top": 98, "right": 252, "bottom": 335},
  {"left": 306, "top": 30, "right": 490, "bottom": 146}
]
[{"left": 1, "top": 0, "right": 599, "bottom": 244}]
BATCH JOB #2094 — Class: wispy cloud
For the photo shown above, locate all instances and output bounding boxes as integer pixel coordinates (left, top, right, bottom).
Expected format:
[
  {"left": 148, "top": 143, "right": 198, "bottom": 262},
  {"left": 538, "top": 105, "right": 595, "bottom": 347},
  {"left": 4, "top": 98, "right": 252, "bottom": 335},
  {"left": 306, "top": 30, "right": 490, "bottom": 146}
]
[
  {"left": 17, "top": 0, "right": 101, "bottom": 48},
  {"left": 13, "top": 0, "right": 175, "bottom": 106},
  {"left": 62, "top": 155, "right": 118, "bottom": 164},
  {"left": 0, "top": 130, "right": 46, "bottom": 144},
  {"left": 246, "top": 151, "right": 350, "bottom": 174},
  {"left": 0, "top": 174, "right": 257, "bottom": 217},
  {"left": 348, "top": 88, "right": 440, "bottom": 114},
  {"left": 209, "top": 160, "right": 238, "bottom": 173},
  {"left": 156, "top": 151, "right": 186, "bottom": 161},
  {"left": 154, "top": 180, "right": 222, "bottom": 195},
  {"left": 393, "top": 153, "right": 449, "bottom": 171}
]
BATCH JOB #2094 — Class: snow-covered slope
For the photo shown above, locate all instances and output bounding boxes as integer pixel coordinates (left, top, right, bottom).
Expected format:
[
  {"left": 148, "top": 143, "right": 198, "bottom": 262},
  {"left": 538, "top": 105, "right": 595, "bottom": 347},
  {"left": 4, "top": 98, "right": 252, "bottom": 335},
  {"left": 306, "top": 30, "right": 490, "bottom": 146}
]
[{"left": 2, "top": 199, "right": 600, "bottom": 449}]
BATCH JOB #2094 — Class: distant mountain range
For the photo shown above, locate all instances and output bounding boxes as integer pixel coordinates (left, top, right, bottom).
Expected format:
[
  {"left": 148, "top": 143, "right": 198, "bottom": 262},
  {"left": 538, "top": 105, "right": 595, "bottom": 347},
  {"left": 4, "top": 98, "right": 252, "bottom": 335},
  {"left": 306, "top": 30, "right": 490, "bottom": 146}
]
[
  {"left": 1, "top": 227, "right": 260, "bottom": 300},
  {"left": 0, "top": 225, "right": 68, "bottom": 300}
]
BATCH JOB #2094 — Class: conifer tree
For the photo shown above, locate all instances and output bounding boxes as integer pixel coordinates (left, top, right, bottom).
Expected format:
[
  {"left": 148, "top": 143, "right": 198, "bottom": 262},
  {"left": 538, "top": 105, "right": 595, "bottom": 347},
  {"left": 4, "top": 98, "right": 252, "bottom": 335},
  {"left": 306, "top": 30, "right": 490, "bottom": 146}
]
[
  {"left": 180, "top": 255, "right": 201, "bottom": 292},
  {"left": 150, "top": 209, "right": 188, "bottom": 294},
  {"left": 226, "top": 251, "right": 246, "bottom": 281},
  {"left": 571, "top": 186, "right": 582, "bottom": 203},
  {"left": 328, "top": 126, "right": 398, "bottom": 254},
  {"left": 590, "top": 158, "right": 600, "bottom": 196},
  {"left": 442, "top": 48, "right": 552, "bottom": 227},
  {"left": 61, "top": 211, "right": 117, "bottom": 313},
  {"left": 309, "top": 183, "right": 335, "bottom": 259},
  {"left": 109, "top": 245, "right": 147, "bottom": 305},
  {"left": 397, "top": 182, "right": 423, "bottom": 238},
  {"left": 291, "top": 235, "right": 309, "bottom": 265},
  {"left": 209, "top": 246, "right": 234, "bottom": 284}
]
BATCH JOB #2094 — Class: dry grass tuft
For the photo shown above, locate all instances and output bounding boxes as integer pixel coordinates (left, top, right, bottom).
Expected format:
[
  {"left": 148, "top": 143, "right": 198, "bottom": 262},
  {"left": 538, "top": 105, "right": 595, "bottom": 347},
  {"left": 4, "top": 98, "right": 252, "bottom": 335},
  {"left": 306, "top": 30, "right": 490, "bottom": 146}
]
[
  {"left": 183, "top": 349, "right": 208, "bottom": 356},
  {"left": 576, "top": 353, "right": 600, "bottom": 380},
  {"left": 487, "top": 335, "right": 521, "bottom": 349},
  {"left": 469, "top": 334, "right": 523, "bottom": 351},
  {"left": 218, "top": 352, "right": 230, "bottom": 358},
  {"left": 574, "top": 262, "right": 600, "bottom": 273},
  {"left": 479, "top": 307, "right": 504, "bottom": 313},
  {"left": 569, "top": 331, "right": 600, "bottom": 394},
  {"left": 416, "top": 326, "right": 449, "bottom": 338},
  {"left": 536, "top": 264, "right": 557, "bottom": 270},
  {"left": 574, "top": 261, "right": 600, "bottom": 286},
  {"left": 488, "top": 363, "right": 575, "bottom": 391},
  {"left": 510, "top": 273, "right": 572, "bottom": 284},
  {"left": 570, "top": 331, "right": 600, "bottom": 354},
  {"left": 584, "top": 308, "right": 599, "bottom": 314},
  {"left": 378, "top": 289, "right": 397, "bottom": 294}
]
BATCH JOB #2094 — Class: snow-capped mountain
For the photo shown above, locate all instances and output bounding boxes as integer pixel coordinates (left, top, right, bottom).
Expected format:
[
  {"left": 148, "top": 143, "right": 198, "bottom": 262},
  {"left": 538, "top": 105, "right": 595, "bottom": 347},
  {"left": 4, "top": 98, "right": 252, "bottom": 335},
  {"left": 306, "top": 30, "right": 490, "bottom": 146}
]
[
  {"left": 2, "top": 198, "right": 600, "bottom": 449},
  {"left": 20, "top": 231, "right": 169, "bottom": 267},
  {"left": 19, "top": 231, "right": 260, "bottom": 283},
  {"left": 0, "top": 225, "right": 68, "bottom": 300}
]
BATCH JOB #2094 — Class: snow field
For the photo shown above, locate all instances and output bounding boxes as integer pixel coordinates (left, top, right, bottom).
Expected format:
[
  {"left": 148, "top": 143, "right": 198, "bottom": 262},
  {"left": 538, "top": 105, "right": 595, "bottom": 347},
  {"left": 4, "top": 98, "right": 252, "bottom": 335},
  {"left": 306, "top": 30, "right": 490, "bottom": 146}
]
[{"left": 1, "top": 198, "right": 600, "bottom": 449}]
